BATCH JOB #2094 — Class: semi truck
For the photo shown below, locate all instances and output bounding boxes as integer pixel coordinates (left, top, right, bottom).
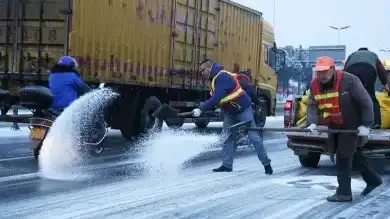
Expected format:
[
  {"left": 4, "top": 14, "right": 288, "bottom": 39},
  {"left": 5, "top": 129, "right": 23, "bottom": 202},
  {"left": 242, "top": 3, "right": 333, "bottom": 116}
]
[
  {"left": 0, "top": 0, "right": 285, "bottom": 139},
  {"left": 283, "top": 60, "right": 390, "bottom": 168}
]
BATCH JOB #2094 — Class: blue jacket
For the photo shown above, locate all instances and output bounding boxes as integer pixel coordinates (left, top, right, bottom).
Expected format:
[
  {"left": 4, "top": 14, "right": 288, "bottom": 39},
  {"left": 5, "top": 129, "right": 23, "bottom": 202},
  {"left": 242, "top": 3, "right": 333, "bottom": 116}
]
[
  {"left": 48, "top": 65, "right": 90, "bottom": 110},
  {"left": 199, "top": 63, "right": 252, "bottom": 115}
]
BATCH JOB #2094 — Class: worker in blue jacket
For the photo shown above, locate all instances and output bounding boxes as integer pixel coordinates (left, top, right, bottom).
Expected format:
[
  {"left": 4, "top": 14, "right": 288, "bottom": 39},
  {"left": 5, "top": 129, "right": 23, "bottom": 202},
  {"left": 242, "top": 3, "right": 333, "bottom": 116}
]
[
  {"left": 192, "top": 59, "right": 273, "bottom": 174},
  {"left": 49, "top": 56, "right": 91, "bottom": 112}
]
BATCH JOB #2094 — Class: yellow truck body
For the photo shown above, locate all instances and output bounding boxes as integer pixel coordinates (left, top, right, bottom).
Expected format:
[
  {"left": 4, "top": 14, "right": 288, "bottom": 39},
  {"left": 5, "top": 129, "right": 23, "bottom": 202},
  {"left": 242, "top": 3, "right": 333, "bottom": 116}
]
[
  {"left": 71, "top": 0, "right": 266, "bottom": 88},
  {"left": 0, "top": 0, "right": 283, "bottom": 137},
  {"left": 0, "top": 0, "right": 278, "bottom": 91}
]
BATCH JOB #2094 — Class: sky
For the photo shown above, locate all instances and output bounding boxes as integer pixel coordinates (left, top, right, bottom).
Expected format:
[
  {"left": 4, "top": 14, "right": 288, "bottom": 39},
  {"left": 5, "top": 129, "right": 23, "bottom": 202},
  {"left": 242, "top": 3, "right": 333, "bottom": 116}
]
[{"left": 233, "top": 0, "right": 390, "bottom": 60}]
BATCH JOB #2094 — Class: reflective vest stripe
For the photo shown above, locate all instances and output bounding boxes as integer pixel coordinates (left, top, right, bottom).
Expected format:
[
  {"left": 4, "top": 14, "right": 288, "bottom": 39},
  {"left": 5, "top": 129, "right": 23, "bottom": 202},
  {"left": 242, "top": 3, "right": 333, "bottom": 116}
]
[
  {"left": 210, "top": 70, "right": 245, "bottom": 104},
  {"left": 313, "top": 92, "right": 339, "bottom": 100},
  {"left": 220, "top": 87, "right": 244, "bottom": 103},
  {"left": 318, "top": 103, "right": 335, "bottom": 110}
]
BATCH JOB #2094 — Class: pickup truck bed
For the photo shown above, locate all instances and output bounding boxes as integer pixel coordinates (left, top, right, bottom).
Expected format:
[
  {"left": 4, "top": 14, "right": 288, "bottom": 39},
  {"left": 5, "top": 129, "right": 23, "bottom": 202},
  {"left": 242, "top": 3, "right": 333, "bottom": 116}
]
[{"left": 284, "top": 96, "right": 390, "bottom": 168}]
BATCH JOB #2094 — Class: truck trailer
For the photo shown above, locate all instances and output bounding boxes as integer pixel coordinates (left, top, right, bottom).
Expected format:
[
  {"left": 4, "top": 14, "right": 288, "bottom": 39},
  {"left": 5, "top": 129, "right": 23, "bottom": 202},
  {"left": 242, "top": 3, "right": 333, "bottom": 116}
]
[{"left": 0, "top": 0, "right": 285, "bottom": 139}]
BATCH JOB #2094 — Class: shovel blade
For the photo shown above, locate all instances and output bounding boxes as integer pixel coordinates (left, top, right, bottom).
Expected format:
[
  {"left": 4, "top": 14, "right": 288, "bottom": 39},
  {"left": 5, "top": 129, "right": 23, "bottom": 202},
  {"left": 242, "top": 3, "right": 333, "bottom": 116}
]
[{"left": 152, "top": 104, "right": 179, "bottom": 120}]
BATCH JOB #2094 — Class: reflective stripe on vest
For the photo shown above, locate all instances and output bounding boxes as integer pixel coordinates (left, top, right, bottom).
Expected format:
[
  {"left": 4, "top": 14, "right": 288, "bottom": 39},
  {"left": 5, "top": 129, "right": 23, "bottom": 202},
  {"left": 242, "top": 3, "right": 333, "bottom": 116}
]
[
  {"left": 210, "top": 70, "right": 245, "bottom": 104},
  {"left": 311, "top": 70, "right": 344, "bottom": 125}
]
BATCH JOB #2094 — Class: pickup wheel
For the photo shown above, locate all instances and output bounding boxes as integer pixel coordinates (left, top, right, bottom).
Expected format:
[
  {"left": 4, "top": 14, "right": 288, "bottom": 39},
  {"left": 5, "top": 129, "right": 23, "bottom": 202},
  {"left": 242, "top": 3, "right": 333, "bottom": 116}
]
[{"left": 298, "top": 153, "right": 321, "bottom": 168}]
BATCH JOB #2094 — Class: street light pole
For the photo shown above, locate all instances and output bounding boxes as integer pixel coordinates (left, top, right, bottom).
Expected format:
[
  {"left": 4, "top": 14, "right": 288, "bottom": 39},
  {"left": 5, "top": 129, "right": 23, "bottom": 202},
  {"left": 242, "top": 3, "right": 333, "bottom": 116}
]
[
  {"left": 329, "top": 25, "right": 350, "bottom": 45},
  {"left": 273, "top": 0, "right": 276, "bottom": 29}
]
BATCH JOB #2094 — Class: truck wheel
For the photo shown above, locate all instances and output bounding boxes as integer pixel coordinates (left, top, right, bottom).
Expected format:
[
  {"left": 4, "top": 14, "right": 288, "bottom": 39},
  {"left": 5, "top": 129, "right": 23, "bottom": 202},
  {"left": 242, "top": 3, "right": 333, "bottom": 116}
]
[
  {"left": 165, "top": 119, "right": 184, "bottom": 129},
  {"left": 254, "top": 102, "right": 267, "bottom": 127},
  {"left": 195, "top": 119, "right": 209, "bottom": 129},
  {"left": 298, "top": 153, "right": 321, "bottom": 168},
  {"left": 259, "top": 97, "right": 269, "bottom": 116},
  {"left": 139, "top": 96, "right": 164, "bottom": 133}
]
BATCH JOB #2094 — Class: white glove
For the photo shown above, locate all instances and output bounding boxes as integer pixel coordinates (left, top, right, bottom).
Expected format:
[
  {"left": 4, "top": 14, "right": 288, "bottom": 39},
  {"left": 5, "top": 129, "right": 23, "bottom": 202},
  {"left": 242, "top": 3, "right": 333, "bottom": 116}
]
[
  {"left": 358, "top": 126, "right": 370, "bottom": 136},
  {"left": 307, "top": 124, "right": 317, "bottom": 133},
  {"left": 215, "top": 108, "right": 221, "bottom": 113},
  {"left": 192, "top": 108, "right": 202, "bottom": 117}
]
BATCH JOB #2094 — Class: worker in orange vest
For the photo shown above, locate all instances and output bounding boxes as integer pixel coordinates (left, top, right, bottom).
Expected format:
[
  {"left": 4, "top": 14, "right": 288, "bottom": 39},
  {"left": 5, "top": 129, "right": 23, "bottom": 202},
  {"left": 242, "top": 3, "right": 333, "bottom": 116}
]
[
  {"left": 307, "top": 56, "right": 382, "bottom": 202},
  {"left": 192, "top": 59, "right": 273, "bottom": 174}
]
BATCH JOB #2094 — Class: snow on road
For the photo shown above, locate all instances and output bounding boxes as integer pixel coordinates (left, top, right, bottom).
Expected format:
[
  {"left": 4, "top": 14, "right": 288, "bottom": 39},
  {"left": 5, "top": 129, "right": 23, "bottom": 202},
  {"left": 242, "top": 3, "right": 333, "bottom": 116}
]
[{"left": 2, "top": 146, "right": 389, "bottom": 219}]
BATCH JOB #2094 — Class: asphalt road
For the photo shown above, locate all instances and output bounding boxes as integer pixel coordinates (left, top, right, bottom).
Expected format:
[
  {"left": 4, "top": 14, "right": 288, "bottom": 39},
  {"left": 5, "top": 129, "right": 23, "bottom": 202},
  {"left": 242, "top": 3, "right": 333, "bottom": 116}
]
[
  {"left": 0, "top": 117, "right": 285, "bottom": 202},
  {"left": 1, "top": 112, "right": 390, "bottom": 218}
]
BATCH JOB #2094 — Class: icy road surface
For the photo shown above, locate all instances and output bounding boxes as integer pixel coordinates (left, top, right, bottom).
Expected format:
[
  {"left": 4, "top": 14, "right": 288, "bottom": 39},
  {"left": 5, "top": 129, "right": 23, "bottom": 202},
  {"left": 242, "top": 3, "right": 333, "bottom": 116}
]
[{"left": 1, "top": 117, "right": 390, "bottom": 218}]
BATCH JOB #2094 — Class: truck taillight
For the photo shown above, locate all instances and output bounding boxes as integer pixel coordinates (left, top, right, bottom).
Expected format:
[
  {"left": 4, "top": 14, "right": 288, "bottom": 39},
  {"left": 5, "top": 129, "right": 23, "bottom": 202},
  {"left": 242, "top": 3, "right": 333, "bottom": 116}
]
[
  {"left": 284, "top": 100, "right": 293, "bottom": 128},
  {"left": 284, "top": 101, "right": 292, "bottom": 110}
]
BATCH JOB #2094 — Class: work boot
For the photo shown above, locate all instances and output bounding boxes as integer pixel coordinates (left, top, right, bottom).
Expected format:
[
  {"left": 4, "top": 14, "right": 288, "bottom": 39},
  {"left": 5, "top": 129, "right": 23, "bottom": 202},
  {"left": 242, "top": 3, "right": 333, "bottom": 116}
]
[
  {"left": 213, "top": 165, "right": 232, "bottom": 172},
  {"left": 264, "top": 164, "right": 273, "bottom": 175},
  {"left": 361, "top": 180, "right": 383, "bottom": 196},
  {"left": 326, "top": 193, "right": 352, "bottom": 202}
]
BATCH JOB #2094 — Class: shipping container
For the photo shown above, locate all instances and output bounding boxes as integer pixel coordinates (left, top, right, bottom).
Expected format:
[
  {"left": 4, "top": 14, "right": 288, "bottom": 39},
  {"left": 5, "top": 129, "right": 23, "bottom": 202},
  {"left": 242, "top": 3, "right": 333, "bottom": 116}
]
[
  {"left": 0, "top": 0, "right": 68, "bottom": 76},
  {"left": 1, "top": 0, "right": 265, "bottom": 89},
  {"left": 0, "top": 0, "right": 284, "bottom": 139}
]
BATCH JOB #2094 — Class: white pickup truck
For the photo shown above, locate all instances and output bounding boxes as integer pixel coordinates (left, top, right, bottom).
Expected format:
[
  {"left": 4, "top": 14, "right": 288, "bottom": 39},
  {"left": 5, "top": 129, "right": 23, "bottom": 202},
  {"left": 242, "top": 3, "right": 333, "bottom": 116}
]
[{"left": 283, "top": 93, "right": 390, "bottom": 168}]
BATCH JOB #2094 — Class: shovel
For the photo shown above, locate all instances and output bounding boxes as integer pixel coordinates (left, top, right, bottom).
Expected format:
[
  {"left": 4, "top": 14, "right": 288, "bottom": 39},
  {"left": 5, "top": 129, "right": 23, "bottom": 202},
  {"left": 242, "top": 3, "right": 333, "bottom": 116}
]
[
  {"left": 229, "top": 120, "right": 359, "bottom": 134},
  {"left": 152, "top": 104, "right": 193, "bottom": 120}
]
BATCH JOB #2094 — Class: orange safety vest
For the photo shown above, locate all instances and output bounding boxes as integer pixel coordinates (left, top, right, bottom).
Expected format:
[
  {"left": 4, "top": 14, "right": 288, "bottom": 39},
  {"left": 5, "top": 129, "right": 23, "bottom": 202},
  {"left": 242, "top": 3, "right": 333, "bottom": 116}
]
[
  {"left": 311, "top": 70, "right": 344, "bottom": 125},
  {"left": 209, "top": 70, "right": 245, "bottom": 105}
]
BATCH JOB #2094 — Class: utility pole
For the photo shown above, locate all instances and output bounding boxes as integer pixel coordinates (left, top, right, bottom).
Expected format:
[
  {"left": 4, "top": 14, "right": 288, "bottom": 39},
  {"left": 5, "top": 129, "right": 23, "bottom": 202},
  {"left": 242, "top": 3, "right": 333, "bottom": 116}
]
[{"left": 329, "top": 25, "right": 350, "bottom": 45}]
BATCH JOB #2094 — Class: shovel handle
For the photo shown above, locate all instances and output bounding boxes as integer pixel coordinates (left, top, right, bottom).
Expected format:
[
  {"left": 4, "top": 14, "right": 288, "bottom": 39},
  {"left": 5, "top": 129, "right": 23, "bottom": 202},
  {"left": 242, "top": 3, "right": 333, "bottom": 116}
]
[
  {"left": 176, "top": 112, "right": 193, "bottom": 117},
  {"left": 247, "top": 127, "right": 358, "bottom": 134}
]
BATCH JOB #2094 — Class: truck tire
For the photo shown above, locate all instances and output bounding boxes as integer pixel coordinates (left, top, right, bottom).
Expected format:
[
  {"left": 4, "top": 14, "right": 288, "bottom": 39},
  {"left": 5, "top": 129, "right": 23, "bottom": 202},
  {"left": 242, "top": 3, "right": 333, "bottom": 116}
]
[
  {"left": 259, "top": 97, "right": 269, "bottom": 116},
  {"left": 139, "top": 96, "right": 164, "bottom": 133},
  {"left": 298, "top": 153, "right": 321, "bottom": 168},
  {"left": 254, "top": 102, "right": 267, "bottom": 127},
  {"left": 195, "top": 119, "right": 209, "bottom": 129},
  {"left": 165, "top": 119, "right": 184, "bottom": 129}
]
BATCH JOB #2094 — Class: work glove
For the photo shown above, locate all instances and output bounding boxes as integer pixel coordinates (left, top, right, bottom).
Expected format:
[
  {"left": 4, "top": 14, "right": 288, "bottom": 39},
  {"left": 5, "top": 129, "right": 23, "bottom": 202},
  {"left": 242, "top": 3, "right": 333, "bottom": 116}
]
[
  {"left": 192, "top": 108, "right": 202, "bottom": 117},
  {"left": 307, "top": 124, "right": 317, "bottom": 133},
  {"left": 358, "top": 126, "right": 370, "bottom": 136}
]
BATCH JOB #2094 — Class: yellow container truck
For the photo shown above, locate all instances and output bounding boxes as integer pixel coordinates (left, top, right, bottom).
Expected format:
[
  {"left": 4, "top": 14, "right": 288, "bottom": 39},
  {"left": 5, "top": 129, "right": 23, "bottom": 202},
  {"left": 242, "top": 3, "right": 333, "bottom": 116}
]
[{"left": 0, "top": 0, "right": 285, "bottom": 139}]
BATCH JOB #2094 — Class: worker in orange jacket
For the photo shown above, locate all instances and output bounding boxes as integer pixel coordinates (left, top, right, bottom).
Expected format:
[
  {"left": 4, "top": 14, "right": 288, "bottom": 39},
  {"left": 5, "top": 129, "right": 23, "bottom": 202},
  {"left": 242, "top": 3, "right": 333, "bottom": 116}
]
[{"left": 307, "top": 56, "right": 382, "bottom": 202}]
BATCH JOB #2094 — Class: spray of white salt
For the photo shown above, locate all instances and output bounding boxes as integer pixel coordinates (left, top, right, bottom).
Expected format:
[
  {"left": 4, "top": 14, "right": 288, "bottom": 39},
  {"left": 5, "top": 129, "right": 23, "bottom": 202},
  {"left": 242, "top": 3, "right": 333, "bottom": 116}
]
[
  {"left": 138, "top": 128, "right": 220, "bottom": 179},
  {"left": 39, "top": 88, "right": 119, "bottom": 181}
]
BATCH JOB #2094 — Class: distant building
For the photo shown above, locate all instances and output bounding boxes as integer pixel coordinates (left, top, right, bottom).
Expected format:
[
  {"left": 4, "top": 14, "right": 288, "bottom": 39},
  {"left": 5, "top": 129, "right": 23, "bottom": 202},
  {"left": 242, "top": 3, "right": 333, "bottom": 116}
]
[
  {"left": 308, "top": 45, "right": 346, "bottom": 68},
  {"left": 307, "top": 45, "right": 346, "bottom": 76}
]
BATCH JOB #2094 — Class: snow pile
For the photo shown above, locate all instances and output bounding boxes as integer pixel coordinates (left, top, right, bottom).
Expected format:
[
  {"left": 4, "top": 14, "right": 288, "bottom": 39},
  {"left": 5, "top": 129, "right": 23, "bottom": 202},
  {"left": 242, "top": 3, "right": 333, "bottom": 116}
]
[
  {"left": 39, "top": 88, "right": 118, "bottom": 181},
  {"left": 139, "top": 129, "right": 219, "bottom": 178}
]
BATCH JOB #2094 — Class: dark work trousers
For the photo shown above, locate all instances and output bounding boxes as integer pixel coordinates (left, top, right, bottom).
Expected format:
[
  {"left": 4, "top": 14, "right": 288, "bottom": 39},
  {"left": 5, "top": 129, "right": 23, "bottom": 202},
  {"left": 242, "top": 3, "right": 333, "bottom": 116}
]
[
  {"left": 345, "top": 64, "right": 381, "bottom": 128},
  {"left": 332, "top": 133, "right": 382, "bottom": 196}
]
